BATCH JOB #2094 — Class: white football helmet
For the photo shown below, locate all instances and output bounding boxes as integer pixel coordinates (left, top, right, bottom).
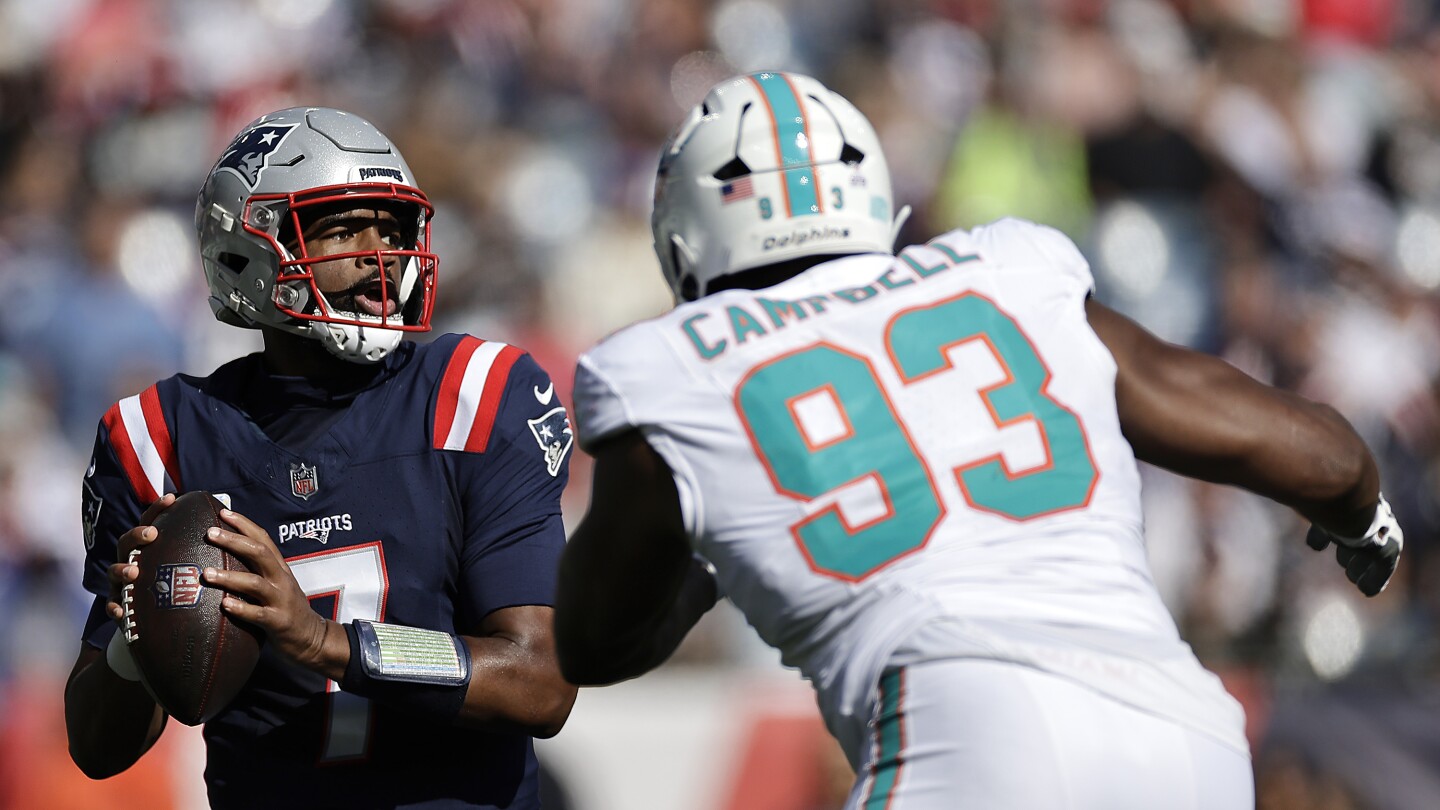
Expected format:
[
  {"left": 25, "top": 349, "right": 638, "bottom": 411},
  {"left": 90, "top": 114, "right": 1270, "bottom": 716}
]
[
  {"left": 653, "top": 72, "right": 908, "bottom": 301},
  {"left": 195, "top": 107, "right": 438, "bottom": 363}
]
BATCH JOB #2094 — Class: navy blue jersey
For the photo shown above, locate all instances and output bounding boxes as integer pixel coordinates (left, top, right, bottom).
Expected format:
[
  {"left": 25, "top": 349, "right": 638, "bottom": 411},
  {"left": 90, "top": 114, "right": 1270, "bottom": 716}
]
[{"left": 79, "top": 334, "right": 573, "bottom": 810}]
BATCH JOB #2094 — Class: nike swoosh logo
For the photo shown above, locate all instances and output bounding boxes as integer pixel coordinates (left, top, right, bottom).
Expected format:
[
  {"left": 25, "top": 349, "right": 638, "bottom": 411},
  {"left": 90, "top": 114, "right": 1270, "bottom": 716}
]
[{"left": 534, "top": 382, "right": 554, "bottom": 405}]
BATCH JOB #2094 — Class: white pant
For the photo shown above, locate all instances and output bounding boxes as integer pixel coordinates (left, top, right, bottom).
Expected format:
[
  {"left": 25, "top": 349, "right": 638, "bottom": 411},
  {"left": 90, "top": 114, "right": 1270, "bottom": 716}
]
[{"left": 846, "top": 659, "right": 1255, "bottom": 809}]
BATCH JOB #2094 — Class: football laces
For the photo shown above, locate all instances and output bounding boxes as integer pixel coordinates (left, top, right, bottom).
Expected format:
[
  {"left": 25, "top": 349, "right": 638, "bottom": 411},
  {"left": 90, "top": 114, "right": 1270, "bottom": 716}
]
[{"left": 122, "top": 547, "right": 141, "bottom": 643}]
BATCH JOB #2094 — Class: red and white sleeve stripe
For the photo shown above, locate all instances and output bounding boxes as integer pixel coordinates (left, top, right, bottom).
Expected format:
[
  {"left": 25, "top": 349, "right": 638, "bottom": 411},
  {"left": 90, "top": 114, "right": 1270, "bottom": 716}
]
[
  {"left": 433, "top": 337, "right": 524, "bottom": 452},
  {"left": 101, "top": 385, "right": 182, "bottom": 504}
]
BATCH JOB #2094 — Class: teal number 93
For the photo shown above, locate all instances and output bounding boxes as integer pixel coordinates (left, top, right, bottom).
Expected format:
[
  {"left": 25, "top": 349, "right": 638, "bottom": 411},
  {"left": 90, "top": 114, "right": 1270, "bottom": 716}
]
[
  {"left": 736, "top": 293, "right": 1097, "bottom": 581},
  {"left": 737, "top": 345, "right": 943, "bottom": 581}
]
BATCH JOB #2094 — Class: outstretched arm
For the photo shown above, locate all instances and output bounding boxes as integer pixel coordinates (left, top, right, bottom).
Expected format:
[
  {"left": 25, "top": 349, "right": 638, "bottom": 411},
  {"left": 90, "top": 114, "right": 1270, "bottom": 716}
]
[
  {"left": 1087, "top": 299, "right": 1399, "bottom": 594},
  {"left": 554, "top": 430, "right": 719, "bottom": 686}
]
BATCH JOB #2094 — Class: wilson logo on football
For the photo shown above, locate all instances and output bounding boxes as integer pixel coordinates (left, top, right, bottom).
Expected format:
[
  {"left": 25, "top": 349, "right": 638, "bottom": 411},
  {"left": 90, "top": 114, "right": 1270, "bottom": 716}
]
[{"left": 153, "top": 563, "right": 204, "bottom": 609}]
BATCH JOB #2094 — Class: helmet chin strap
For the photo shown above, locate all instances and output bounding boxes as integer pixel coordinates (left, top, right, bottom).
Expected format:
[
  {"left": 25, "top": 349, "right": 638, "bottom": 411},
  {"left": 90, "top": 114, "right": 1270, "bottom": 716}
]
[
  {"left": 890, "top": 205, "right": 912, "bottom": 251},
  {"left": 294, "top": 276, "right": 411, "bottom": 363},
  {"left": 313, "top": 321, "right": 403, "bottom": 364}
]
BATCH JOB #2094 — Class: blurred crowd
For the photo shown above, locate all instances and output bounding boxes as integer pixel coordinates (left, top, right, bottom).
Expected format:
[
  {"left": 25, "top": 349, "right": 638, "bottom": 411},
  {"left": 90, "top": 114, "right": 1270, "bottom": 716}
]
[{"left": 2, "top": 0, "right": 1439, "bottom": 807}]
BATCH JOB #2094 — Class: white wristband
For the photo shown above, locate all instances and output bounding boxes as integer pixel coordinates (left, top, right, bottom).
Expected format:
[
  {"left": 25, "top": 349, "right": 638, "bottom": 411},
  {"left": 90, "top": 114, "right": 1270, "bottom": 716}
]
[
  {"left": 105, "top": 631, "right": 143, "bottom": 682},
  {"left": 1338, "top": 494, "right": 1397, "bottom": 548}
]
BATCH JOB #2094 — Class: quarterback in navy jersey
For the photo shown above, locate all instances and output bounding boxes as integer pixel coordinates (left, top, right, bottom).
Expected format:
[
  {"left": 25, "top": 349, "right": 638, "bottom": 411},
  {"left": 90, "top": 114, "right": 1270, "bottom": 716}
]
[{"left": 64, "top": 108, "right": 576, "bottom": 809}]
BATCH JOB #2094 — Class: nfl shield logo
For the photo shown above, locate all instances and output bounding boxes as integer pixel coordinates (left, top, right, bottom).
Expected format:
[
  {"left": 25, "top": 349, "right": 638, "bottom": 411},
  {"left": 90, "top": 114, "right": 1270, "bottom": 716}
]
[
  {"left": 290, "top": 463, "right": 319, "bottom": 500},
  {"left": 154, "top": 564, "right": 203, "bottom": 609}
]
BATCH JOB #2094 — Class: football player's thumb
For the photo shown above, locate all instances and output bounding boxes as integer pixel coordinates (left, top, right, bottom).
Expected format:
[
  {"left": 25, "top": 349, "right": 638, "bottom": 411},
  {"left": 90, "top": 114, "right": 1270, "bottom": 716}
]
[{"left": 1306, "top": 525, "right": 1333, "bottom": 552}]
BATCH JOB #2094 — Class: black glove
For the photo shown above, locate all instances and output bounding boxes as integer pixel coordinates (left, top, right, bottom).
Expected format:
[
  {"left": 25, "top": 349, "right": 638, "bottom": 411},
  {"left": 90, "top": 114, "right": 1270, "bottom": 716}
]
[{"left": 1306, "top": 495, "right": 1403, "bottom": 597}]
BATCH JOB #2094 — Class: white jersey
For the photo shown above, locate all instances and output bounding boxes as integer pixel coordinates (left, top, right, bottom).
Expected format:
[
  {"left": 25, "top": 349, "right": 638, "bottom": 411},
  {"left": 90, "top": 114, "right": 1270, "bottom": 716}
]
[{"left": 574, "top": 218, "right": 1247, "bottom": 759}]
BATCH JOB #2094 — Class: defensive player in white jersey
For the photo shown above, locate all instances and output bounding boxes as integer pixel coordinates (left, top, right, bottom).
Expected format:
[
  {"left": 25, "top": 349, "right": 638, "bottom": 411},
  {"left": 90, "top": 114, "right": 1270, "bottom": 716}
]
[{"left": 553, "top": 72, "right": 1402, "bottom": 809}]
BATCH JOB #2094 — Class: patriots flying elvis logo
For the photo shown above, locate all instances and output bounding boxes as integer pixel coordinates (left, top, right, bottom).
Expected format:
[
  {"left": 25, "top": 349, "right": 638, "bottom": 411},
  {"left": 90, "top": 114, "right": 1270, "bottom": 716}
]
[
  {"left": 81, "top": 477, "right": 103, "bottom": 551},
  {"left": 216, "top": 124, "right": 296, "bottom": 188},
  {"left": 528, "top": 407, "right": 574, "bottom": 478}
]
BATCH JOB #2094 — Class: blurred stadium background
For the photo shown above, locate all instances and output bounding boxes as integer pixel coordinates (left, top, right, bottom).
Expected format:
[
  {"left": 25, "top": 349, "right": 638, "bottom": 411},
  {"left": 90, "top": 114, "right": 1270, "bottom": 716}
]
[{"left": 2, "top": 0, "right": 1439, "bottom": 807}]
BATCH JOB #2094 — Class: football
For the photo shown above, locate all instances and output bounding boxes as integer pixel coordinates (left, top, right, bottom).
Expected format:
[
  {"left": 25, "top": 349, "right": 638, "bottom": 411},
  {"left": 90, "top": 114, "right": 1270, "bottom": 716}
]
[{"left": 120, "top": 491, "right": 262, "bottom": 726}]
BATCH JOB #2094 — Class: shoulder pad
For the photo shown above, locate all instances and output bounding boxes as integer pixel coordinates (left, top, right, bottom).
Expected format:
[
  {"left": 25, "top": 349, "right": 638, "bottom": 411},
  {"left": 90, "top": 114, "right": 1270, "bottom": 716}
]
[{"left": 970, "top": 217, "right": 1094, "bottom": 293}]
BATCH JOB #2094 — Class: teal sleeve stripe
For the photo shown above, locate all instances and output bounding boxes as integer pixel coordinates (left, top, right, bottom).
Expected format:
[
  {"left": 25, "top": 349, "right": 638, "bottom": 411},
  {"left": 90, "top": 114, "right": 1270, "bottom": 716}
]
[{"left": 751, "top": 72, "right": 821, "bottom": 218}]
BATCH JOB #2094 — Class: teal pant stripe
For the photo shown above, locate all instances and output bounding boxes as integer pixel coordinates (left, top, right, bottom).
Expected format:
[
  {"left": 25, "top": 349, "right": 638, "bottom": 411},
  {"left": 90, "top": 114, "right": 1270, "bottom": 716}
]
[
  {"left": 751, "top": 73, "right": 820, "bottom": 217},
  {"left": 864, "top": 669, "right": 905, "bottom": 810}
]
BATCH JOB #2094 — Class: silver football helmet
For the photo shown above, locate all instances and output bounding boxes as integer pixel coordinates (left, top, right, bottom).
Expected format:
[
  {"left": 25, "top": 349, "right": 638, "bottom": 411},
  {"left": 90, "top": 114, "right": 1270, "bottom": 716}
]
[
  {"left": 195, "top": 107, "right": 438, "bottom": 363},
  {"left": 652, "top": 72, "right": 908, "bottom": 301}
]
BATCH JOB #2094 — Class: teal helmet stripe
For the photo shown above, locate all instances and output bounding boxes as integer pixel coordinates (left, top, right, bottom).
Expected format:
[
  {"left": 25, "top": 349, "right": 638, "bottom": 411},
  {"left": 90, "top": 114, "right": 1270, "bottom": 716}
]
[{"left": 749, "top": 72, "right": 822, "bottom": 218}]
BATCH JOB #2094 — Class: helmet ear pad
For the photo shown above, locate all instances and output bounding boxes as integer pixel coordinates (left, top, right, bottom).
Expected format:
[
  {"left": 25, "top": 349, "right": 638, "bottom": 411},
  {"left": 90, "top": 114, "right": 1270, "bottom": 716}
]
[{"left": 197, "top": 210, "right": 287, "bottom": 329}]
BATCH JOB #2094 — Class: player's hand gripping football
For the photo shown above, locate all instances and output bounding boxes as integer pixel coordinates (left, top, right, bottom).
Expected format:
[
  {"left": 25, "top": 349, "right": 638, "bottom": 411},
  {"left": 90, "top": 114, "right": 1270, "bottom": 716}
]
[
  {"left": 1306, "top": 495, "right": 1403, "bottom": 597},
  {"left": 201, "top": 509, "right": 345, "bottom": 679},
  {"left": 106, "top": 493, "right": 179, "bottom": 624}
]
